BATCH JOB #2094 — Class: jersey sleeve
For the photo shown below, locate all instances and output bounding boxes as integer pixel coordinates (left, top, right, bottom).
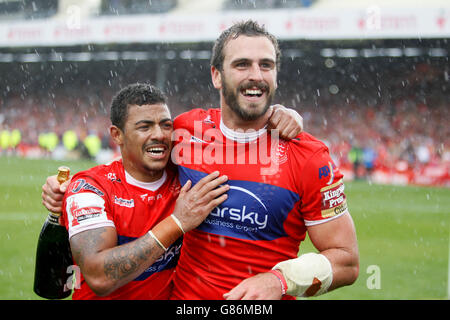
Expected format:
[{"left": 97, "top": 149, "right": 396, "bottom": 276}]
[
  {"left": 62, "top": 174, "right": 115, "bottom": 239},
  {"left": 297, "top": 147, "right": 349, "bottom": 226}
]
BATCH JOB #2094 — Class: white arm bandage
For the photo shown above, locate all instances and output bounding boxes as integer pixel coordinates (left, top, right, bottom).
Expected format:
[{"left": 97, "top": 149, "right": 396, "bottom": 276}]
[{"left": 273, "top": 252, "right": 333, "bottom": 297}]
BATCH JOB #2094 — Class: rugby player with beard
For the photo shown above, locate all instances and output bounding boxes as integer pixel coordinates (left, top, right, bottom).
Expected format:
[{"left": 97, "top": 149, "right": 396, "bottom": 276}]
[{"left": 170, "top": 20, "right": 359, "bottom": 300}]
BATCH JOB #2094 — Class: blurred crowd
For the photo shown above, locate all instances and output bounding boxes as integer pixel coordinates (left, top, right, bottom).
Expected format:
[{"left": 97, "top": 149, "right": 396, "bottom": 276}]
[
  {"left": 303, "top": 97, "right": 449, "bottom": 184},
  {"left": 0, "top": 56, "right": 448, "bottom": 186}
]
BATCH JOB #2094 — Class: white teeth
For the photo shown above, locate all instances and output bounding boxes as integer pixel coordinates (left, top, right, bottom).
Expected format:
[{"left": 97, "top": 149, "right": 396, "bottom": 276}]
[
  {"left": 147, "top": 147, "right": 164, "bottom": 153},
  {"left": 244, "top": 89, "right": 262, "bottom": 96}
]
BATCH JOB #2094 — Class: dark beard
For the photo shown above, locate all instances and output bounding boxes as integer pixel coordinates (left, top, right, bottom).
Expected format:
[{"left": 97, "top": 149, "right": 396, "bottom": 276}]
[{"left": 222, "top": 77, "right": 273, "bottom": 121}]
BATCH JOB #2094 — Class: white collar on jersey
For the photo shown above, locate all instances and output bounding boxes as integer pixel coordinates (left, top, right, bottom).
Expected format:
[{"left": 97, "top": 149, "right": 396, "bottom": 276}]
[
  {"left": 124, "top": 170, "right": 167, "bottom": 192},
  {"left": 220, "top": 118, "right": 267, "bottom": 143}
]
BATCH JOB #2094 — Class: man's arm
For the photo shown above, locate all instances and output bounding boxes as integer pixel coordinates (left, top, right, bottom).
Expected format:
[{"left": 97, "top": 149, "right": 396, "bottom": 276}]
[
  {"left": 68, "top": 172, "right": 229, "bottom": 297},
  {"left": 223, "top": 212, "right": 359, "bottom": 300},
  {"left": 306, "top": 211, "right": 359, "bottom": 292},
  {"left": 70, "top": 226, "right": 157, "bottom": 296}
]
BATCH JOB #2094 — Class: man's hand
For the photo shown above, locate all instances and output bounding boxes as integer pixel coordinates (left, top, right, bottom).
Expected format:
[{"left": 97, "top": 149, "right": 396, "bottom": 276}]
[
  {"left": 223, "top": 272, "right": 283, "bottom": 300},
  {"left": 173, "top": 171, "right": 229, "bottom": 233},
  {"left": 267, "top": 104, "right": 303, "bottom": 140},
  {"left": 41, "top": 175, "right": 71, "bottom": 213}
]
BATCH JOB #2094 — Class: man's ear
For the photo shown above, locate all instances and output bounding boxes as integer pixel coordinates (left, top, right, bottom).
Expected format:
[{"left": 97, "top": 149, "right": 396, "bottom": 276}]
[
  {"left": 211, "top": 66, "right": 222, "bottom": 90},
  {"left": 110, "top": 125, "right": 123, "bottom": 146}
]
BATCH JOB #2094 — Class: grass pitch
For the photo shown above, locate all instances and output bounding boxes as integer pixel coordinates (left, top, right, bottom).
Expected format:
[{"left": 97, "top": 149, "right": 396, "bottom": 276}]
[{"left": 0, "top": 156, "right": 448, "bottom": 300}]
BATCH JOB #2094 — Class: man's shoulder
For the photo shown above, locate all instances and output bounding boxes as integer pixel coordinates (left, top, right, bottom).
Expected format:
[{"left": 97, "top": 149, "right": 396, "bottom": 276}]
[
  {"left": 282, "top": 131, "right": 335, "bottom": 173},
  {"left": 70, "top": 160, "right": 122, "bottom": 188},
  {"left": 288, "top": 131, "right": 329, "bottom": 154},
  {"left": 174, "top": 108, "right": 221, "bottom": 129}
]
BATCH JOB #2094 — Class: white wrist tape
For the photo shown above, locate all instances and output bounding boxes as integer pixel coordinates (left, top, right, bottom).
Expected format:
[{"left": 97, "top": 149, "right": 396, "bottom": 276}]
[
  {"left": 148, "top": 230, "right": 167, "bottom": 251},
  {"left": 170, "top": 214, "right": 185, "bottom": 234},
  {"left": 273, "top": 253, "right": 333, "bottom": 297}
]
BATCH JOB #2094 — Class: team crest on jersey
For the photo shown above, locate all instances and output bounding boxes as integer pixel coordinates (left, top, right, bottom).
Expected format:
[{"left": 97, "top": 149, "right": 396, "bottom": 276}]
[
  {"left": 169, "top": 181, "right": 181, "bottom": 194},
  {"left": 270, "top": 139, "right": 289, "bottom": 165},
  {"left": 320, "top": 179, "right": 348, "bottom": 218}
]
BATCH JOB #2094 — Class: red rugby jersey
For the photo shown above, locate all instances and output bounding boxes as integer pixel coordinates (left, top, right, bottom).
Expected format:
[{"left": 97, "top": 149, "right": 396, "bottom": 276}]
[
  {"left": 170, "top": 108, "right": 348, "bottom": 300},
  {"left": 61, "top": 159, "right": 181, "bottom": 300}
]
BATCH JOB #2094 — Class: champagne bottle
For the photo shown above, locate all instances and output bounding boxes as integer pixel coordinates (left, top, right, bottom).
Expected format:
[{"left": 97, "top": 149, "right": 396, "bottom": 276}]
[{"left": 33, "top": 166, "right": 73, "bottom": 299}]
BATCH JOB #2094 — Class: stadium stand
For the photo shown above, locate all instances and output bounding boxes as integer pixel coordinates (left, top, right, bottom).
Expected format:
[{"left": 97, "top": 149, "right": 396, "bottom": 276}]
[
  {"left": 222, "top": 0, "right": 315, "bottom": 10},
  {"left": 313, "top": 0, "right": 449, "bottom": 9},
  {"left": 0, "top": 0, "right": 58, "bottom": 20},
  {"left": 0, "top": 48, "right": 448, "bottom": 186},
  {"left": 99, "top": 0, "right": 178, "bottom": 15},
  {"left": 0, "top": 0, "right": 448, "bottom": 186}
]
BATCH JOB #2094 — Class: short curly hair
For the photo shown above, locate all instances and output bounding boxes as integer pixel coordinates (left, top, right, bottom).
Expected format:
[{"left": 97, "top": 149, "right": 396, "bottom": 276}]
[
  {"left": 210, "top": 20, "right": 281, "bottom": 72},
  {"left": 110, "top": 83, "right": 168, "bottom": 131}
]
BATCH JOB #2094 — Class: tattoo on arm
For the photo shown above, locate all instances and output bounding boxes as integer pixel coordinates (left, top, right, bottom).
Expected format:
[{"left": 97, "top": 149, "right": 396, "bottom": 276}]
[
  {"left": 70, "top": 227, "right": 109, "bottom": 271},
  {"left": 103, "top": 234, "right": 155, "bottom": 281},
  {"left": 70, "top": 227, "right": 163, "bottom": 288}
]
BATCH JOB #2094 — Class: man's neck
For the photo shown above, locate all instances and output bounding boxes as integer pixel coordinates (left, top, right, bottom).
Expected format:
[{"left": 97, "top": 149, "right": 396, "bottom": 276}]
[
  {"left": 220, "top": 117, "right": 267, "bottom": 143},
  {"left": 124, "top": 169, "right": 167, "bottom": 191},
  {"left": 220, "top": 104, "right": 270, "bottom": 132},
  {"left": 121, "top": 158, "right": 165, "bottom": 183}
]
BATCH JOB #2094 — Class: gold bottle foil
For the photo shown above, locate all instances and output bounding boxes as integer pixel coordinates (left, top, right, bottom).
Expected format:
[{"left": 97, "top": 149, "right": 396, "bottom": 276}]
[{"left": 57, "top": 166, "right": 70, "bottom": 184}]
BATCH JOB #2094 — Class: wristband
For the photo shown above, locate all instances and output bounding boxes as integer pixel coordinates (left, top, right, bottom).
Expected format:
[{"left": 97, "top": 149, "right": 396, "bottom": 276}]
[
  {"left": 148, "top": 230, "right": 167, "bottom": 251},
  {"left": 268, "top": 269, "right": 287, "bottom": 295},
  {"left": 170, "top": 214, "right": 185, "bottom": 234},
  {"left": 149, "top": 215, "right": 184, "bottom": 250}
]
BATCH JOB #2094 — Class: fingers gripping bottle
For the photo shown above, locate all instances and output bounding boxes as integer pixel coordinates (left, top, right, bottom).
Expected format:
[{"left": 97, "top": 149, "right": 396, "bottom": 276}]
[{"left": 33, "top": 166, "right": 73, "bottom": 299}]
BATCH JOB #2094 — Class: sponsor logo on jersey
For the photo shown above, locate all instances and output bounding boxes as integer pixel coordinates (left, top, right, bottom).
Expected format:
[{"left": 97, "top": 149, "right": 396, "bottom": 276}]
[
  {"left": 179, "top": 167, "right": 299, "bottom": 241},
  {"left": 210, "top": 186, "right": 269, "bottom": 230},
  {"left": 320, "top": 179, "right": 348, "bottom": 218},
  {"left": 66, "top": 193, "right": 107, "bottom": 227},
  {"left": 139, "top": 193, "right": 163, "bottom": 202},
  {"left": 319, "top": 165, "right": 331, "bottom": 179},
  {"left": 319, "top": 162, "right": 336, "bottom": 185},
  {"left": 71, "top": 179, "right": 105, "bottom": 196},
  {"left": 189, "top": 135, "right": 208, "bottom": 144},
  {"left": 114, "top": 196, "right": 135, "bottom": 208},
  {"left": 106, "top": 172, "right": 121, "bottom": 183},
  {"left": 202, "top": 114, "right": 216, "bottom": 126}
]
